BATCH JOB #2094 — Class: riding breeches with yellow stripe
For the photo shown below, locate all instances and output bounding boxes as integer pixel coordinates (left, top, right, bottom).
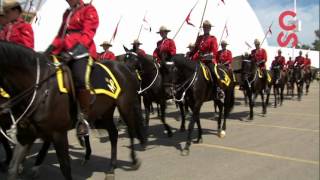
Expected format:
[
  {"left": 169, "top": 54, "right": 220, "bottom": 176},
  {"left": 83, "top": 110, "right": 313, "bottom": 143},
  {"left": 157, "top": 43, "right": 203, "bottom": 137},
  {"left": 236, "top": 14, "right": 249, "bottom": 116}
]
[{"left": 68, "top": 57, "right": 93, "bottom": 90}]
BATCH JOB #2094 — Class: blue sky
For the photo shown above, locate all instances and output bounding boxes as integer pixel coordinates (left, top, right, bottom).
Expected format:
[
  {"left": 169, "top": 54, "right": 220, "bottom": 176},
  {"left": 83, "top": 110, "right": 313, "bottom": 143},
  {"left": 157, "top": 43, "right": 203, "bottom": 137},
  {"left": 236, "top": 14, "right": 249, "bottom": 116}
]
[{"left": 248, "top": 0, "right": 319, "bottom": 47}]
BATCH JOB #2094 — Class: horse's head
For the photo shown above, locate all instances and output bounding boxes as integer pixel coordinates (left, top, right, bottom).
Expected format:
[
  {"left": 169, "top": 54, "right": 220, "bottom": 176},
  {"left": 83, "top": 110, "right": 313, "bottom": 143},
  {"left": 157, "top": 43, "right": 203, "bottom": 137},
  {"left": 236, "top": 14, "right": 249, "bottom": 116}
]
[
  {"left": 241, "top": 58, "right": 256, "bottom": 79},
  {"left": 122, "top": 46, "right": 141, "bottom": 72},
  {"left": 160, "top": 60, "right": 178, "bottom": 86}
]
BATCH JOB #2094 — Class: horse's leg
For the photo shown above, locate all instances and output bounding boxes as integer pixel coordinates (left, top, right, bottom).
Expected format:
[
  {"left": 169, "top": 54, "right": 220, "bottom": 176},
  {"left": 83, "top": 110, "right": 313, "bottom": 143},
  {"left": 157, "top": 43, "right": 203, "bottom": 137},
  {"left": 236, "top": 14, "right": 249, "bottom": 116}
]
[
  {"left": 248, "top": 90, "right": 254, "bottom": 120},
  {"left": 261, "top": 91, "right": 266, "bottom": 115},
  {"left": 142, "top": 98, "right": 150, "bottom": 129},
  {"left": 194, "top": 107, "right": 202, "bottom": 143},
  {"left": 81, "top": 135, "right": 91, "bottom": 165},
  {"left": 243, "top": 90, "right": 248, "bottom": 105},
  {"left": 216, "top": 100, "right": 224, "bottom": 138},
  {"left": 7, "top": 142, "right": 31, "bottom": 180},
  {"left": 28, "top": 141, "right": 51, "bottom": 178},
  {"left": 178, "top": 101, "right": 186, "bottom": 132},
  {"left": 52, "top": 132, "right": 72, "bottom": 180},
  {"left": 0, "top": 134, "right": 12, "bottom": 167},
  {"left": 273, "top": 85, "right": 277, "bottom": 108},
  {"left": 159, "top": 99, "right": 172, "bottom": 137},
  {"left": 182, "top": 103, "right": 198, "bottom": 156},
  {"left": 104, "top": 118, "right": 118, "bottom": 173},
  {"left": 280, "top": 86, "right": 284, "bottom": 106}
]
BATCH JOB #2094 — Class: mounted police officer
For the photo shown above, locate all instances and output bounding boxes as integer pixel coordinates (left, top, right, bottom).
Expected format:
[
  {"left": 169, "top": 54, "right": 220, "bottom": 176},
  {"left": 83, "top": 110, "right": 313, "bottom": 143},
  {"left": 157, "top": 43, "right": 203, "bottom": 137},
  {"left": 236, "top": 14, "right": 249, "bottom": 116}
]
[
  {"left": 44, "top": 0, "right": 99, "bottom": 136},
  {"left": 294, "top": 50, "right": 305, "bottom": 69},
  {"left": 131, "top": 39, "right": 146, "bottom": 57},
  {"left": 153, "top": 26, "right": 176, "bottom": 63},
  {"left": 98, "top": 41, "right": 116, "bottom": 60},
  {"left": 191, "top": 20, "right": 218, "bottom": 64},
  {"left": 271, "top": 49, "right": 286, "bottom": 71},
  {"left": 185, "top": 43, "right": 195, "bottom": 60},
  {"left": 251, "top": 39, "right": 268, "bottom": 88},
  {"left": 0, "top": 0, "right": 34, "bottom": 49},
  {"left": 192, "top": 20, "right": 224, "bottom": 99},
  {"left": 217, "top": 40, "right": 233, "bottom": 70}
]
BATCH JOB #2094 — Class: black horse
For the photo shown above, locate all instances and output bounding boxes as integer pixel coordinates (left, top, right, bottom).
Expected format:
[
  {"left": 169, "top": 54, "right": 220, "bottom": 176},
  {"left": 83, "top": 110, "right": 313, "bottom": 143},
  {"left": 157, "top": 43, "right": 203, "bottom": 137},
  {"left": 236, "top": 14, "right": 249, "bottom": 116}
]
[
  {"left": 303, "top": 68, "right": 312, "bottom": 95},
  {"left": 293, "top": 66, "right": 304, "bottom": 100},
  {"left": 241, "top": 58, "right": 268, "bottom": 120},
  {"left": 168, "top": 55, "right": 235, "bottom": 155},
  {"left": 122, "top": 49, "right": 186, "bottom": 137},
  {"left": 286, "top": 68, "right": 295, "bottom": 97},
  {"left": 270, "top": 65, "right": 287, "bottom": 107},
  {"left": 0, "top": 41, "right": 146, "bottom": 179}
]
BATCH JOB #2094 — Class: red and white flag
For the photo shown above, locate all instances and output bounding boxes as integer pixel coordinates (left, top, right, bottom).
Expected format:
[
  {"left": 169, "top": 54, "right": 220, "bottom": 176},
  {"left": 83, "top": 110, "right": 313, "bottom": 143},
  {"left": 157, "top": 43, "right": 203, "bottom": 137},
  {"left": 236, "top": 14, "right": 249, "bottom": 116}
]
[
  {"left": 143, "top": 15, "right": 152, "bottom": 32},
  {"left": 185, "top": 0, "right": 199, "bottom": 27}
]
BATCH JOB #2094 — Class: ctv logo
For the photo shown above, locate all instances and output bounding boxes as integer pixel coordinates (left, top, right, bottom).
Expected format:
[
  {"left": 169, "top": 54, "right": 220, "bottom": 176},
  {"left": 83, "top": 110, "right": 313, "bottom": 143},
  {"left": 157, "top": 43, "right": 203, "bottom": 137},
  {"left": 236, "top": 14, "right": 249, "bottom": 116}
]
[{"left": 277, "top": 10, "right": 299, "bottom": 47}]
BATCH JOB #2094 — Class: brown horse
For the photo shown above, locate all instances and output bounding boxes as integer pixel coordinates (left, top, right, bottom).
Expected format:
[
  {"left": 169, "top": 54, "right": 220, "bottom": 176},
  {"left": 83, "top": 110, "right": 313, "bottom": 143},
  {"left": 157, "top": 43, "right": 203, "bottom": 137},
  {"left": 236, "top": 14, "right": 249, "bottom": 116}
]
[{"left": 0, "top": 41, "right": 146, "bottom": 179}]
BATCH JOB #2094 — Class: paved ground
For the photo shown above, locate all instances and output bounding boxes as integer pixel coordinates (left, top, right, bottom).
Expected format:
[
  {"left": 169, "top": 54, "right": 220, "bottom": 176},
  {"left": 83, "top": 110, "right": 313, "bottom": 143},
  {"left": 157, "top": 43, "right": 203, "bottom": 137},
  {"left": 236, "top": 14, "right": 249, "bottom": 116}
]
[{"left": 1, "top": 82, "right": 319, "bottom": 180}]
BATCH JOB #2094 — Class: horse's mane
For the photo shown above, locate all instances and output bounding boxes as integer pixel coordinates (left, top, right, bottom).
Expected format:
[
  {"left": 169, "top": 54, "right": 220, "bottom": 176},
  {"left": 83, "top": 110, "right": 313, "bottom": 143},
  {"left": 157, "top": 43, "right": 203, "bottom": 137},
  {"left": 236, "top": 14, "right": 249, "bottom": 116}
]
[
  {"left": 0, "top": 41, "right": 47, "bottom": 66},
  {"left": 172, "top": 54, "right": 197, "bottom": 72}
]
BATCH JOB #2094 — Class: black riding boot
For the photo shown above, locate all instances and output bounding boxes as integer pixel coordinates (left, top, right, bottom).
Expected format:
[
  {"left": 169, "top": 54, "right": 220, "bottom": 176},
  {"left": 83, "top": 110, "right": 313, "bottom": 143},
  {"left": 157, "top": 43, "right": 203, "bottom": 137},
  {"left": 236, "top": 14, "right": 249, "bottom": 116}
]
[{"left": 76, "top": 89, "right": 91, "bottom": 136}]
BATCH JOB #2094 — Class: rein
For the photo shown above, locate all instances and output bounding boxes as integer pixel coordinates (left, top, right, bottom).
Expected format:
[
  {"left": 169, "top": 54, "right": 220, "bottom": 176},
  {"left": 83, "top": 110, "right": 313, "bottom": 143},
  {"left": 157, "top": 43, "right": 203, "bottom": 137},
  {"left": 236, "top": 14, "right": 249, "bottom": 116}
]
[
  {"left": 0, "top": 57, "right": 58, "bottom": 144},
  {"left": 173, "top": 64, "right": 199, "bottom": 102},
  {"left": 138, "top": 62, "right": 159, "bottom": 94}
]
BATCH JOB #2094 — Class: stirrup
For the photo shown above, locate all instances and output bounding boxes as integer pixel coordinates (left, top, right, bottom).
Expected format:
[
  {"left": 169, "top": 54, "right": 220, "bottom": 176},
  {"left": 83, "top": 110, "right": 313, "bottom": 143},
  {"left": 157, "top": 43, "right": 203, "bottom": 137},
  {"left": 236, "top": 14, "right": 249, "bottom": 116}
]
[{"left": 76, "top": 115, "right": 90, "bottom": 137}]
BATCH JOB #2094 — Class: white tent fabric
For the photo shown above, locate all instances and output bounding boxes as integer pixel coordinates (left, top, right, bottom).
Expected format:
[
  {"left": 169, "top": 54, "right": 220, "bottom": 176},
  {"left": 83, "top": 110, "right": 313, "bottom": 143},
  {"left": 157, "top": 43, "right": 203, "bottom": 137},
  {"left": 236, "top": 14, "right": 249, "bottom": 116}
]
[{"left": 32, "top": 0, "right": 319, "bottom": 68}]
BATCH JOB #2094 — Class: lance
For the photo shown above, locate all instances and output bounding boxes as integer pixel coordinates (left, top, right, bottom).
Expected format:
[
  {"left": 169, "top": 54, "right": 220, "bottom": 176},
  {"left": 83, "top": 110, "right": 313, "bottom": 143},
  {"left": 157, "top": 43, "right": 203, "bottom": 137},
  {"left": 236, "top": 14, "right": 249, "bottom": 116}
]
[
  {"left": 173, "top": 0, "right": 199, "bottom": 40},
  {"left": 137, "top": 11, "right": 147, "bottom": 40},
  {"left": 197, "top": 0, "right": 208, "bottom": 37},
  {"left": 260, "top": 21, "right": 273, "bottom": 46},
  {"left": 218, "top": 20, "right": 228, "bottom": 47}
]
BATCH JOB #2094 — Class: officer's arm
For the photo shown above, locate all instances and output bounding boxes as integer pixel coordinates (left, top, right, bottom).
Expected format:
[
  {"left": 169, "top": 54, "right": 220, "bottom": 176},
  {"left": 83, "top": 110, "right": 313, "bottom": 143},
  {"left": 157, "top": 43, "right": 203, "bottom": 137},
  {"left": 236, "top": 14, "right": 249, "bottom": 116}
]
[
  {"left": 78, "top": 6, "right": 99, "bottom": 48},
  {"left": 20, "top": 24, "right": 34, "bottom": 49}
]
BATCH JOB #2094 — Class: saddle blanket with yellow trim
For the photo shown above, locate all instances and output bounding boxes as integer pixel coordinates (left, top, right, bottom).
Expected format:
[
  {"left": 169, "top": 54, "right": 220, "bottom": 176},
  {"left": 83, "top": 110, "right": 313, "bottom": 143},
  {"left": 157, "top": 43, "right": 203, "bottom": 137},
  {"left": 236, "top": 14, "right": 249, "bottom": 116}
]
[
  {"left": 0, "top": 88, "right": 10, "bottom": 98},
  {"left": 257, "top": 69, "right": 272, "bottom": 83},
  {"left": 56, "top": 62, "right": 121, "bottom": 99},
  {"left": 214, "top": 65, "right": 231, "bottom": 87}
]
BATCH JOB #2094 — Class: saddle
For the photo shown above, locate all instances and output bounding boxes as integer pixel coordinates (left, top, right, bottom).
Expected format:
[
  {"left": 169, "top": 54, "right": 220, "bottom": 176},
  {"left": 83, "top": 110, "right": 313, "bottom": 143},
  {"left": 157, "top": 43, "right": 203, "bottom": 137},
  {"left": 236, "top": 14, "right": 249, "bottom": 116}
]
[
  {"left": 53, "top": 56, "right": 121, "bottom": 100},
  {"left": 213, "top": 64, "right": 231, "bottom": 87}
]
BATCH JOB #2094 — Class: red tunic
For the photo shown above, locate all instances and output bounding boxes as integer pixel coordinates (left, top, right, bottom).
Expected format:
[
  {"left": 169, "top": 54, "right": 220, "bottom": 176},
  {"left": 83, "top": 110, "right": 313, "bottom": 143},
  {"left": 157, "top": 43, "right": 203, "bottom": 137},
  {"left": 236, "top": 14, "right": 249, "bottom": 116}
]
[
  {"left": 304, "top": 57, "right": 311, "bottom": 70},
  {"left": 216, "top": 49, "right": 233, "bottom": 66},
  {"left": 0, "top": 17, "right": 34, "bottom": 49},
  {"left": 153, "top": 38, "right": 176, "bottom": 61},
  {"left": 271, "top": 55, "right": 286, "bottom": 70},
  {"left": 294, "top": 56, "right": 305, "bottom": 67},
  {"left": 286, "top": 60, "right": 295, "bottom": 69},
  {"left": 192, "top": 35, "right": 218, "bottom": 63},
  {"left": 136, "top": 49, "right": 147, "bottom": 57},
  {"left": 251, "top": 48, "right": 267, "bottom": 68},
  {"left": 51, "top": 1, "right": 99, "bottom": 59},
  {"left": 98, "top": 51, "right": 116, "bottom": 61}
]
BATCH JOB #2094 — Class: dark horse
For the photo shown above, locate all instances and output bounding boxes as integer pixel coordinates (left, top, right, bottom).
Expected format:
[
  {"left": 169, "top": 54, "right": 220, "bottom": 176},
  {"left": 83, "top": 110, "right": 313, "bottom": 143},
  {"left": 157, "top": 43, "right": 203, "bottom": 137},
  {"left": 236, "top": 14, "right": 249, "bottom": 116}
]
[
  {"left": 0, "top": 41, "right": 146, "bottom": 179},
  {"left": 168, "top": 55, "right": 235, "bottom": 155},
  {"left": 122, "top": 49, "right": 185, "bottom": 137},
  {"left": 286, "top": 67, "right": 295, "bottom": 97},
  {"left": 270, "top": 65, "right": 287, "bottom": 107},
  {"left": 303, "top": 68, "right": 312, "bottom": 95},
  {"left": 241, "top": 58, "right": 268, "bottom": 120},
  {"left": 293, "top": 65, "right": 304, "bottom": 100}
]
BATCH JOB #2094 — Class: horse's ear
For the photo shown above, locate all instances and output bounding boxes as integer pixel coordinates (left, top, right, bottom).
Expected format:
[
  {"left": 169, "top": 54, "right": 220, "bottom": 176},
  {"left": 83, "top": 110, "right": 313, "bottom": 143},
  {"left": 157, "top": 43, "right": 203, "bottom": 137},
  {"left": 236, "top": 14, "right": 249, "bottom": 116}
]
[{"left": 123, "top": 45, "right": 129, "bottom": 53}]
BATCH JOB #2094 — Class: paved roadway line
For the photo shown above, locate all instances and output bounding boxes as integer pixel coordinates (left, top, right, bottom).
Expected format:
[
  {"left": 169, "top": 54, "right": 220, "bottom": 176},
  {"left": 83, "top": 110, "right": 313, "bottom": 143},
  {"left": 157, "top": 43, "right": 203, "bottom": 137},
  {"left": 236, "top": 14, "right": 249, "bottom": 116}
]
[
  {"left": 229, "top": 122, "right": 319, "bottom": 133},
  {"left": 195, "top": 143, "right": 319, "bottom": 166}
]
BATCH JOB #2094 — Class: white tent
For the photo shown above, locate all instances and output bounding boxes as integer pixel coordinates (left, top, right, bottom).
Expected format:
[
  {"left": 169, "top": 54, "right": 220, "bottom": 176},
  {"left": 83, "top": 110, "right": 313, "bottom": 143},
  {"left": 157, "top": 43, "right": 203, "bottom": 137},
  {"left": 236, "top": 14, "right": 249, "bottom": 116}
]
[{"left": 32, "top": 0, "right": 319, "bottom": 68}]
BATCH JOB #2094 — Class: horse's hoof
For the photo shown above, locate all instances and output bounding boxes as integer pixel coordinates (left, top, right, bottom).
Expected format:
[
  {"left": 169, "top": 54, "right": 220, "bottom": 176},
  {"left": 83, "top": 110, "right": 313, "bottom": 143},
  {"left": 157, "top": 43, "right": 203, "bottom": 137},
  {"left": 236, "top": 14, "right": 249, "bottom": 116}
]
[
  {"left": 219, "top": 131, "right": 226, "bottom": 138},
  {"left": 30, "top": 166, "right": 40, "bottom": 178},
  {"left": 181, "top": 149, "right": 190, "bottom": 156},
  {"left": 105, "top": 171, "right": 115, "bottom": 180},
  {"left": 132, "top": 158, "right": 142, "bottom": 170}
]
